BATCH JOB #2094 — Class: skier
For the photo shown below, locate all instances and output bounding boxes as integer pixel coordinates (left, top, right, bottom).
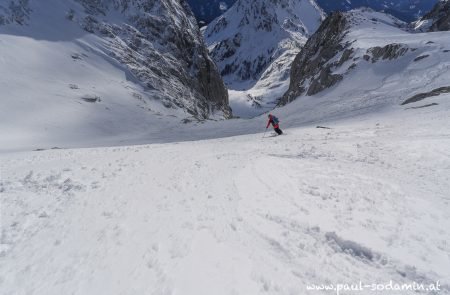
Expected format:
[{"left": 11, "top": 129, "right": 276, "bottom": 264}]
[{"left": 266, "top": 114, "right": 283, "bottom": 135}]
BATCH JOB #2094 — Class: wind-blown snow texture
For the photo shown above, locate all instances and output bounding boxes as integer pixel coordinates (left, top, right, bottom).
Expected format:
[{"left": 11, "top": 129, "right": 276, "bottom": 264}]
[{"left": 204, "top": 0, "right": 324, "bottom": 118}]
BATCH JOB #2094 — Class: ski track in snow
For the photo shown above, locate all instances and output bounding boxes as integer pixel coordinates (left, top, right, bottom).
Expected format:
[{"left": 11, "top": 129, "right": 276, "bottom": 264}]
[{"left": 1, "top": 104, "right": 450, "bottom": 294}]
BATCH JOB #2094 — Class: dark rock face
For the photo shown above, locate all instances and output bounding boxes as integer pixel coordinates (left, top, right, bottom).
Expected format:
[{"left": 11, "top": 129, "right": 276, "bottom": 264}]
[
  {"left": 280, "top": 12, "right": 349, "bottom": 105},
  {"left": 368, "top": 44, "right": 409, "bottom": 62},
  {"left": 421, "top": 0, "right": 450, "bottom": 31},
  {"left": 401, "top": 86, "right": 450, "bottom": 105},
  {"left": 197, "top": 50, "right": 232, "bottom": 117},
  {"left": 74, "top": 0, "right": 231, "bottom": 119}
]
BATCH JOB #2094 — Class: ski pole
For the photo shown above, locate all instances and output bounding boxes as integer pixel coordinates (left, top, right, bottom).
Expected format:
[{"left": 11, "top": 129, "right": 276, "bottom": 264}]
[{"left": 262, "top": 128, "right": 268, "bottom": 139}]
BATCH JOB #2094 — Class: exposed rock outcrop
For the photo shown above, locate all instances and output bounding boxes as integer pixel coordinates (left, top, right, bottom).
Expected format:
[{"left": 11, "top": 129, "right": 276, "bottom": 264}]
[
  {"left": 367, "top": 43, "right": 409, "bottom": 63},
  {"left": 280, "top": 12, "right": 349, "bottom": 105}
]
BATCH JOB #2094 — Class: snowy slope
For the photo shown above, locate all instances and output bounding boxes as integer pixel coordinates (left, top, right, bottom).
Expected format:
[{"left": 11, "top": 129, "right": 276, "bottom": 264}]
[
  {"left": 0, "top": 0, "right": 230, "bottom": 152},
  {"left": 204, "top": 0, "right": 325, "bottom": 118},
  {"left": 2, "top": 5, "right": 450, "bottom": 293},
  {"left": 2, "top": 7, "right": 450, "bottom": 155},
  {"left": 1, "top": 92, "right": 450, "bottom": 294}
]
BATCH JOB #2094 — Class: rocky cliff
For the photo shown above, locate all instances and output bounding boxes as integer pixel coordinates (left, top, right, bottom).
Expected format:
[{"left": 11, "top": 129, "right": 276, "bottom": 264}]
[
  {"left": 280, "top": 12, "right": 348, "bottom": 105},
  {"left": 1, "top": 0, "right": 231, "bottom": 119}
]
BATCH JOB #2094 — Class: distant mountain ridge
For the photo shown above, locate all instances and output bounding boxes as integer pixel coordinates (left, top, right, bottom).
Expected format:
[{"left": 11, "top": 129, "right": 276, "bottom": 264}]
[
  {"left": 186, "top": 0, "right": 439, "bottom": 25},
  {"left": 316, "top": 0, "right": 439, "bottom": 22}
]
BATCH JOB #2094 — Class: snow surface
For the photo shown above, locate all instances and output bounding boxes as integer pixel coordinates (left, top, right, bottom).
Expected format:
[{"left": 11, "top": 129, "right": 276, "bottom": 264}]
[
  {"left": 1, "top": 7, "right": 450, "bottom": 294},
  {"left": 1, "top": 93, "right": 450, "bottom": 294}
]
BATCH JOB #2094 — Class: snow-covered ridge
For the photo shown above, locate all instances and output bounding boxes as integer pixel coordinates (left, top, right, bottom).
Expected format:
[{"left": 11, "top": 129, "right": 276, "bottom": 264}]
[{"left": 204, "top": 0, "right": 325, "bottom": 118}]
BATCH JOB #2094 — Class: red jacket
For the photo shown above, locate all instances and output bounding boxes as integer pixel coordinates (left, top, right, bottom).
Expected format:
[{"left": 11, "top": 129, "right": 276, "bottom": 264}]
[{"left": 266, "top": 117, "right": 279, "bottom": 129}]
